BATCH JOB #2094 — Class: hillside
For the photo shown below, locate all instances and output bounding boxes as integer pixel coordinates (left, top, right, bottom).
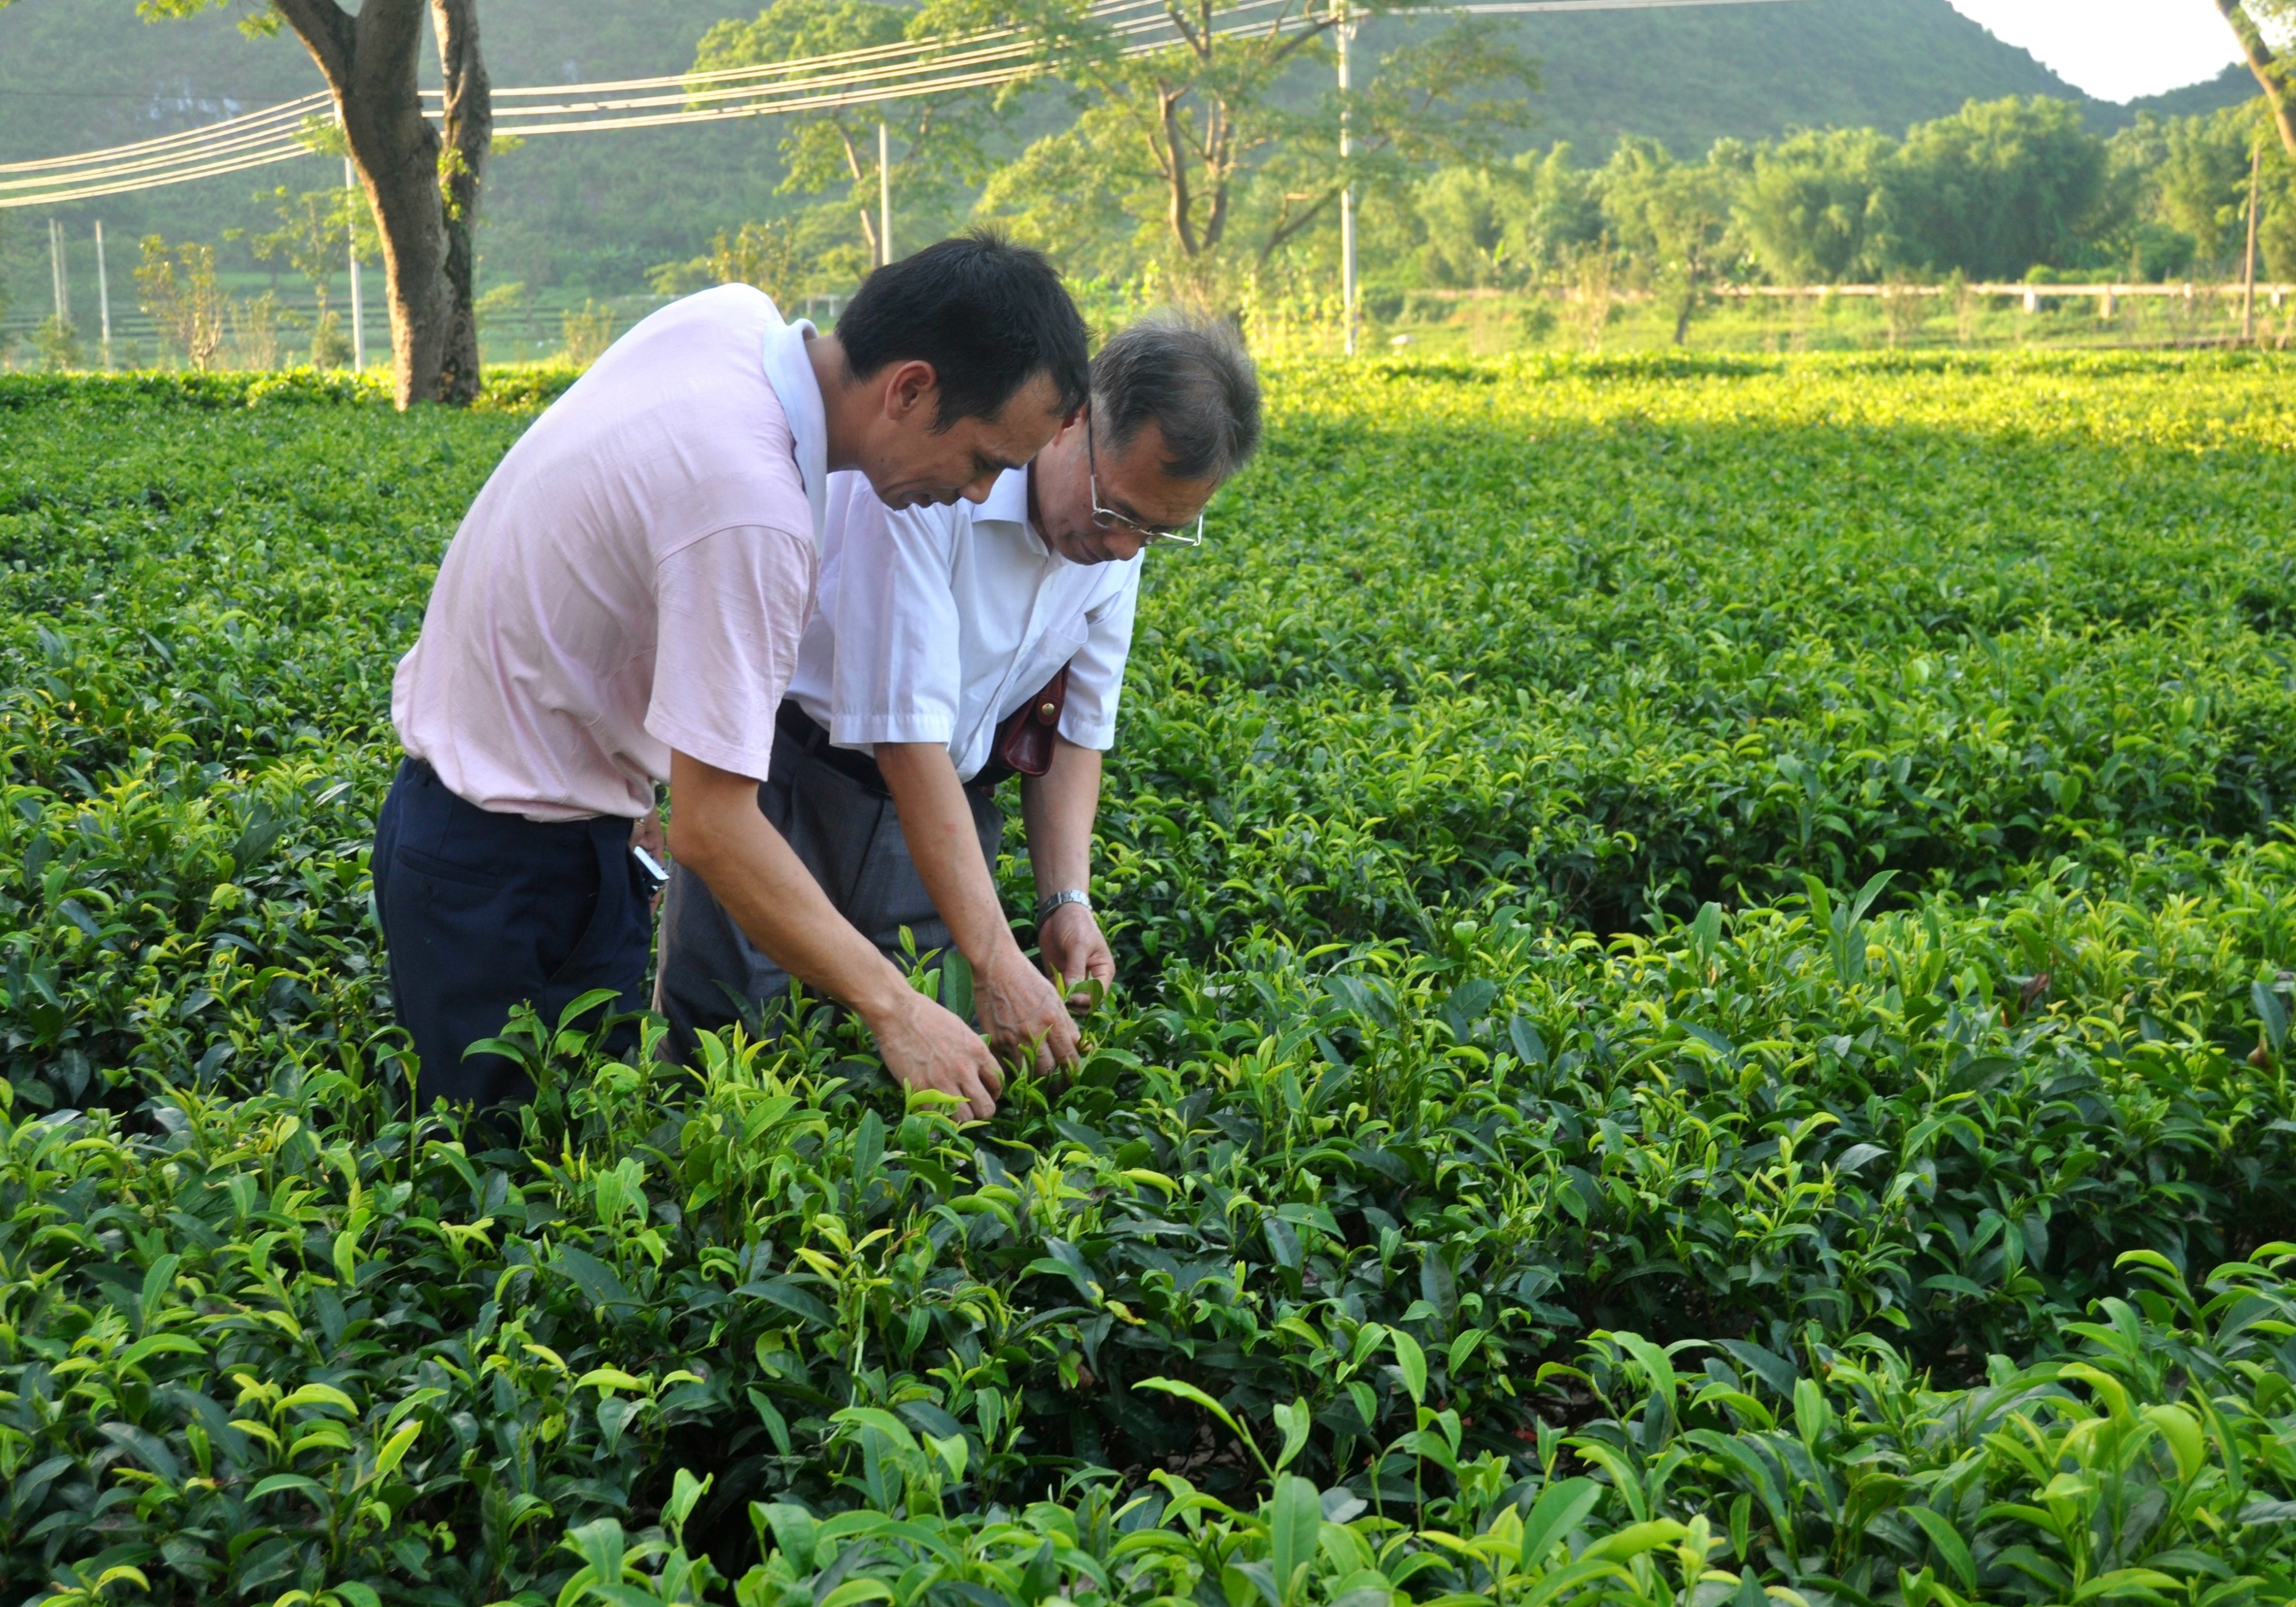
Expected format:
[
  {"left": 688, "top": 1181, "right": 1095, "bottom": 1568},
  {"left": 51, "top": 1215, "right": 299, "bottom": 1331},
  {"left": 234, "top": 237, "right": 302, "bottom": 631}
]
[
  {"left": 0, "top": 0, "right": 2254, "bottom": 305},
  {"left": 2106, "top": 61, "right": 2259, "bottom": 127},
  {"left": 1465, "top": 0, "right": 2087, "bottom": 160}
]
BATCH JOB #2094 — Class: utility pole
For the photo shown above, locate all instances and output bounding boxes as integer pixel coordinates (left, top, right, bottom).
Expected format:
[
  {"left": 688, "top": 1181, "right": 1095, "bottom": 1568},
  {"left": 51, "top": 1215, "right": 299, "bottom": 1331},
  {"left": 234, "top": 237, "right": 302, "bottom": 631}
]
[
  {"left": 49, "top": 218, "right": 71, "bottom": 329},
  {"left": 345, "top": 155, "right": 366, "bottom": 370},
  {"left": 1336, "top": 0, "right": 1357, "bottom": 356},
  {"left": 2244, "top": 139, "right": 2263, "bottom": 346},
  {"left": 878, "top": 121, "right": 893, "bottom": 267},
  {"left": 95, "top": 221, "right": 113, "bottom": 371}
]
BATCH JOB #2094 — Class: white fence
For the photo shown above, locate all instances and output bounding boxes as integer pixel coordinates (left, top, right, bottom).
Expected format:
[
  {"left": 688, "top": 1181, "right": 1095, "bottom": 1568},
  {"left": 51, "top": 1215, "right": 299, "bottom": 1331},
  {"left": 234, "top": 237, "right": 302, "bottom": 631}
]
[{"left": 1716, "top": 282, "right": 2296, "bottom": 317}]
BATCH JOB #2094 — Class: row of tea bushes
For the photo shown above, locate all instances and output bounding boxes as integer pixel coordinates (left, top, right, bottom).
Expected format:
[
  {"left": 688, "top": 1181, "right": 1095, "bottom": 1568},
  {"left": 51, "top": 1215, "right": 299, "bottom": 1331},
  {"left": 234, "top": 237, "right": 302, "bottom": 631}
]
[{"left": 3, "top": 845, "right": 2290, "bottom": 1601}]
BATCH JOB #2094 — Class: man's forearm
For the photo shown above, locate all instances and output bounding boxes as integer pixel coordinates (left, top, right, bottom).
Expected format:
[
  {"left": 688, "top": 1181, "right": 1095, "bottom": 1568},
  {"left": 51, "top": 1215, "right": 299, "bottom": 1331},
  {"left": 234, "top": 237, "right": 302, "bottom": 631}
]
[
  {"left": 665, "top": 750, "right": 909, "bottom": 1020},
  {"left": 1022, "top": 737, "right": 1103, "bottom": 901},
  {"left": 874, "top": 742, "right": 1014, "bottom": 969}
]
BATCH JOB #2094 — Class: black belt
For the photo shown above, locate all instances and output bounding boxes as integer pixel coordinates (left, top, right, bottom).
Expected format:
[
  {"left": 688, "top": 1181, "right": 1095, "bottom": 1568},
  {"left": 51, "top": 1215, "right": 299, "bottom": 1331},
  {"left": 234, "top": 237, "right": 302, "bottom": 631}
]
[{"left": 774, "top": 702, "right": 1007, "bottom": 798}]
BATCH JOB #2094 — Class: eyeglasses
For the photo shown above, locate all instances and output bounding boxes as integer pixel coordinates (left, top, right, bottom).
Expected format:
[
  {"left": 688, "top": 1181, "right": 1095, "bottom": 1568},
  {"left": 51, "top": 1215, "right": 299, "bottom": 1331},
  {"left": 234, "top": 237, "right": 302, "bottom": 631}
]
[{"left": 1085, "top": 413, "right": 1205, "bottom": 547}]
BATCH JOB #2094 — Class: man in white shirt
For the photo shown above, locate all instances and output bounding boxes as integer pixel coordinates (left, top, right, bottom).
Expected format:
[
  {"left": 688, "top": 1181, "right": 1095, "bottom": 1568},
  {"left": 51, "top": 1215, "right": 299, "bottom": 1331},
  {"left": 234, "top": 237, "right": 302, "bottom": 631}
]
[
  {"left": 655, "top": 315, "right": 1261, "bottom": 1074},
  {"left": 374, "top": 235, "right": 1091, "bottom": 1123}
]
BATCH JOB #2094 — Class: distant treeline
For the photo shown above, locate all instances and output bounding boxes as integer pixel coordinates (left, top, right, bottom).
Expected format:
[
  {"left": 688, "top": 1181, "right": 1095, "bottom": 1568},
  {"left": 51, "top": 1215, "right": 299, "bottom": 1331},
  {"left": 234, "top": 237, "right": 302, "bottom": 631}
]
[{"left": 1378, "top": 95, "right": 2290, "bottom": 301}]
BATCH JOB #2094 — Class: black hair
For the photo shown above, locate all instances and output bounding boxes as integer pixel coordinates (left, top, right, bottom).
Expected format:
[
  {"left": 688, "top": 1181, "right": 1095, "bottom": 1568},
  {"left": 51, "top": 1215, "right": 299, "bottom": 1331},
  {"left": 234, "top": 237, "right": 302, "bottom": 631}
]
[
  {"left": 835, "top": 231, "right": 1090, "bottom": 428},
  {"left": 1092, "top": 312, "right": 1263, "bottom": 482}
]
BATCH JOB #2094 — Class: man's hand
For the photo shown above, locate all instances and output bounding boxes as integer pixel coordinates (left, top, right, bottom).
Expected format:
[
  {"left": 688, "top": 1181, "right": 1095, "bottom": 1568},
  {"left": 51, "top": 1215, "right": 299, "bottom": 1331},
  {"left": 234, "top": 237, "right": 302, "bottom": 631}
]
[
  {"left": 870, "top": 988, "right": 1004, "bottom": 1121},
  {"left": 875, "top": 740, "right": 1087, "bottom": 1079},
  {"left": 1039, "top": 901, "right": 1115, "bottom": 1011},
  {"left": 979, "top": 945, "right": 1080, "bottom": 1074},
  {"left": 669, "top": 748, "right": 1005, "bottom": 1119},
  {"left": 630, "top": 807, "right": 668, "bottom": 915}
]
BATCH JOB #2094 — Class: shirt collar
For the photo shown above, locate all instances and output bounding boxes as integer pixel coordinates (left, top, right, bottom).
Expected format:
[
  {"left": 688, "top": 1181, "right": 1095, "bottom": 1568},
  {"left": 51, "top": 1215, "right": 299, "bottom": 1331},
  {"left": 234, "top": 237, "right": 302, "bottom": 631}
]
[
  {"left": 758, "top": 299, "right": 828, "bottom": 546},
  {"left": 982, "top": 464, "right": 1034, "bottom": 534}
]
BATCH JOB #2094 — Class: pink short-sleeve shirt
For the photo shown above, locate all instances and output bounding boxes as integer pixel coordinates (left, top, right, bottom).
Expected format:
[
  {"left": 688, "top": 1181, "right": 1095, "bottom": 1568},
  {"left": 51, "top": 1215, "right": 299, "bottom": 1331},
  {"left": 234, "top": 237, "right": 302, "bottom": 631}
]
[{"left": 391, "top": 285, "right": 824, "bottom": 821}]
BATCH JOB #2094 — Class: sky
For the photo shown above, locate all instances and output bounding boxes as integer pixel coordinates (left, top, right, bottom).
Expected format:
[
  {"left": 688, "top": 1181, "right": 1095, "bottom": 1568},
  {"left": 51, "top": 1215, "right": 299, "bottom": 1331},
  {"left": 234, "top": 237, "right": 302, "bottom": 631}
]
[{"left": 1944, "top": 0, "right": 2242, "bottom": 102}]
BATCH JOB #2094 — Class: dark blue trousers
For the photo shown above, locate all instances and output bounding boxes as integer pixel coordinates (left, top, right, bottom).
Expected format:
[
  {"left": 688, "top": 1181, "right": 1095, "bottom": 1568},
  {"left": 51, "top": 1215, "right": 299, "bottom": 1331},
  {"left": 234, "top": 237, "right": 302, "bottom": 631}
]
[{"left": 371, "top": 758, "right": 651, "bottom": 1113}]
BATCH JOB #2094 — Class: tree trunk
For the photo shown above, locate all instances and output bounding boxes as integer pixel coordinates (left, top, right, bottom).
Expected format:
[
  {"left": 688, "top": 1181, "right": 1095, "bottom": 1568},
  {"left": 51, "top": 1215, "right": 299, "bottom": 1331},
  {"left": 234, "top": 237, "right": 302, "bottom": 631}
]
[
  {"left": 432, "top": 0, "right": 491, "bottom": 404},
  {"left": 2216, "top": 0, "right": 2296, "bottom": 158},
  {"left": 274, "top": 0, "right": 490, "bottom": 408}
]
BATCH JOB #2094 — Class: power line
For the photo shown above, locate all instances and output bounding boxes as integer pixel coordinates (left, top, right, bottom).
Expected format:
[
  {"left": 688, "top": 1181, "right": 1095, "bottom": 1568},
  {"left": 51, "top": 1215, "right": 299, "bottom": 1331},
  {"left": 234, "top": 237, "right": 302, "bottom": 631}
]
[
  {"left": 0, "top": 0, "right": 1802, "bottom": 209},
  {"left": 0, "top": 92, "right": 328, "bottom": 177},
  {"left": 0, "top": 0, "right": 1164, "bottom": 206}
]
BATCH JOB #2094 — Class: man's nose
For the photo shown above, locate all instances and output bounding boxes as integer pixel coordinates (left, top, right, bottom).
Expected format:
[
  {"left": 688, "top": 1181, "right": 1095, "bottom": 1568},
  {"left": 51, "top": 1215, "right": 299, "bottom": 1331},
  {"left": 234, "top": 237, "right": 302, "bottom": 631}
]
[{"left": 957, "top": 472, "right": 999, "bottom": 504}]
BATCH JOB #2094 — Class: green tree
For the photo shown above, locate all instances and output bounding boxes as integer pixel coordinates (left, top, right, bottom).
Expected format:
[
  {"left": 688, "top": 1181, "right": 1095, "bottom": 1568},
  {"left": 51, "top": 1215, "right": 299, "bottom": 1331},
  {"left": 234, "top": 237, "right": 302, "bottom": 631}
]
[
  {"left": 1874, "top": 97, "right": 2109, "bottom": 279},
  {"left": 251, "top": 183, "right": 379, "bottom": 339},
  {"left": 647, "top": 210, "right": 870, "bottom": 303},
  {"left": 1737, "top": 126, "right": 1892, "bottom": 282},
  {"left": 118, "top": 0, "right": 493, "bottom": 407},
  {"left": 2155, "top": 110, "right": 2254, "bottom": 267},
  {"left": 2212, "top": 0, "right": 2296, "bottom": 157},
  {"left": 134, "top": 236, "right": 227, "bottom": 371},
  {"left": 1601, "top": 137, "right": 1739, "bottom": 344},
  {"left": 2101, "top": 103, "right": 2296, "bottom": 282},
  {"left": 1413, "top": 143, "right": 1603, "bottom": 289},
  {"left": 2103, "top": 114, "right": 2202, "bottom": 281},
  {"left": 1414, "top": 167, "right": 1518, "bottom": 288},
  {"left": 34, "top": 316, "right": 84, "bottom": 371},
  {"left": 966, "top": 0, "right": 1530, "bottom": 293},
  {"left": 693, "top": 0, "right": 990, "bottom": 266},
  {"left": 1506, "top": 144, "right": 1606, "bottom": 277}
]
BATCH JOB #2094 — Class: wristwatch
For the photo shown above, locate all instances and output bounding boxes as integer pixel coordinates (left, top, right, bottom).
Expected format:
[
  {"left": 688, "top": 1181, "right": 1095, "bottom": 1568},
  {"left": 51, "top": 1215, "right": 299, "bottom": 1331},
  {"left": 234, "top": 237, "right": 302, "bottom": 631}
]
[{"left": 1035, "top": 888, "right": 1091, "bottom": 924}]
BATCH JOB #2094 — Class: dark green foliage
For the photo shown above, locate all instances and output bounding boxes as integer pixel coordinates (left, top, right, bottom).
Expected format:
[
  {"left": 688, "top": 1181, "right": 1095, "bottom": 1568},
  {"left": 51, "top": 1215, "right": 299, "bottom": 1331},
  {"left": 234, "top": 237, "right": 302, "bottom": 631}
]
[{"left": 2, "top": 355, "right": 2295, "bottom": 1604}]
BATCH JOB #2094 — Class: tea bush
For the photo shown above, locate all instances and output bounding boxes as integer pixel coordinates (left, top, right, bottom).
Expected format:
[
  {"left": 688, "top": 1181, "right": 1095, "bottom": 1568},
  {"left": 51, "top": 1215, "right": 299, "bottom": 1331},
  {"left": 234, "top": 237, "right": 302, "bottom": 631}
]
[{"left": 1, "top": 355, "right": 2293, "bottom": 1605}]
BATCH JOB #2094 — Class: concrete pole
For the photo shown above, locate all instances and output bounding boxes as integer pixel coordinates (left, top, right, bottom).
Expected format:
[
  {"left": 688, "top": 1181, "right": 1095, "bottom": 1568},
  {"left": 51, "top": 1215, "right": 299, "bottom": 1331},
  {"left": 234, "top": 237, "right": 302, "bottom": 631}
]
[
  {"left": 345, "top": 156, "right": 366, "bottom": 370},
  {"left": 49, "top": 218, "right": 70, "bottom": 327},
  {"left": 95, "top": 221, "right": 113, "bottom": 371},
  {"left": 2244, "top": 141, "right": 2263, "bottom": 345},
  {"left": 879, "top": 122, "right": 893, "bottom": 267},
  {"left": 1337, "top": 0, "right": 1356, "bottom": 356}
]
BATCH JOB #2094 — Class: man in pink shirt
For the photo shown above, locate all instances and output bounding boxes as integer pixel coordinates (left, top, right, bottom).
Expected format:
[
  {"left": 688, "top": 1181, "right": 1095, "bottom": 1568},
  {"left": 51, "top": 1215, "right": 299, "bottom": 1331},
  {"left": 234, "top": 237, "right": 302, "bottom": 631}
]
[{"left": 374, "top": 235, "right": 1088, "bottom": 1123}]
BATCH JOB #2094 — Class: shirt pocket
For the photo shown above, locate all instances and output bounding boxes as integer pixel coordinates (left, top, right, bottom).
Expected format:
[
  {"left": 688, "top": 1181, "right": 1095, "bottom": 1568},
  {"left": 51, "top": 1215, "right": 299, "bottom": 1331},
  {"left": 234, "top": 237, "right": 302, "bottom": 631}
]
[{"left": 998, "top": 627, "right": 1088, "bottom": 722}]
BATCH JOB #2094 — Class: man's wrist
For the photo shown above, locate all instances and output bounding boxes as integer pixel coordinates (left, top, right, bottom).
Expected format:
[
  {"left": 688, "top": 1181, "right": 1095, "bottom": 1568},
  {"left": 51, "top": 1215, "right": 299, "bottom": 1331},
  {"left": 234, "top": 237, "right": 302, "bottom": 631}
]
[
  {"left": 1035, "top": 887, "right": 1091, "bottom": 925},
  {"left": 847, "top": 957, "right": 922, "bottom": 1026}
]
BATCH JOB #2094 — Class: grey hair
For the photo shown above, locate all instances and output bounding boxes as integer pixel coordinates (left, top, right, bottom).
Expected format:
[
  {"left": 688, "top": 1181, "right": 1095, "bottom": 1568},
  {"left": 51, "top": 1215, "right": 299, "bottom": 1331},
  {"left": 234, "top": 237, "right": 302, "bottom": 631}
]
[{"left": 1090, "top": 312, "right": 1263, "bottom": 483}]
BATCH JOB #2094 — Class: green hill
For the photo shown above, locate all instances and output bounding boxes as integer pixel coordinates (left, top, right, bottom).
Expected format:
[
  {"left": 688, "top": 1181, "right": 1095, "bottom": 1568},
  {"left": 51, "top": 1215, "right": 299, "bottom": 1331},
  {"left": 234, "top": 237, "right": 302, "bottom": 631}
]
[
  {"left": 0, "top": 0, "right": 2253, "bottom": 308},
  {"left": 1463, "top": 0, "right": 2086, "bottom": 159},
  {"left": 2105, "top": 61, "right": 2258, "bottom": 127}
]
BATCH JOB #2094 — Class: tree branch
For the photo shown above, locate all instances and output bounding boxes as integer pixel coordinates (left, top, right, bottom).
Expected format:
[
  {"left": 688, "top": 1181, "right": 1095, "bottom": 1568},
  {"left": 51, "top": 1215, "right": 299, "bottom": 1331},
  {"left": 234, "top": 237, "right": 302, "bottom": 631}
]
[
  {"left": 836, "top": 127, "right": 881, "bottom": 258},
  {"left": 2216, "top": 0, "right": 2296, "bottom": 157},
  {"left": 433, "top": 0, "right": 492, "bottom": 189},
  {"left": 1161, "top": 88, "right": 1199, "bottom": 256},
  {"left": 1260, "top": 185, "right": 1337, "bottom": 259},
  {"left": 271, "top": 0, "right": 355, "bottom": 92}
]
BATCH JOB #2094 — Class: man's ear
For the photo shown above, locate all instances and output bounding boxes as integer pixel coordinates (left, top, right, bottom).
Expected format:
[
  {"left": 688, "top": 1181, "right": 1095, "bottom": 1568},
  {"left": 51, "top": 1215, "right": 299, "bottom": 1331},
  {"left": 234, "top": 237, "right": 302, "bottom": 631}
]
[
  {"left": 1046, "top": 404, "right": 1088, "bottom": 449},
  {"left": 882, "top": 359, "right": 939, "bottom": 422}
]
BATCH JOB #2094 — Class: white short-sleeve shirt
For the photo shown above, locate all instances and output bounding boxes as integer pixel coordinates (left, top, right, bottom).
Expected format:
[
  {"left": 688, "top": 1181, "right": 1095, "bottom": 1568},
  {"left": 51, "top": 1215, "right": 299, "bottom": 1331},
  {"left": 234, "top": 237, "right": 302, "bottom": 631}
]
[
  {"left": 787, "top": 466, "right": 1142, "bottom": 783},
  {"left": 391, "top": 285, "right": 828, "bottom": 821}
]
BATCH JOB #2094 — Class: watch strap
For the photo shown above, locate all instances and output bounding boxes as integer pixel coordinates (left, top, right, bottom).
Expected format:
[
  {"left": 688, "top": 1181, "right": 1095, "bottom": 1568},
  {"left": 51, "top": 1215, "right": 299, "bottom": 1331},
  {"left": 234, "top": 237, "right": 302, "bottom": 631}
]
[{"left": 1035, "top": 887, "right": 1091, "bottom": 924}]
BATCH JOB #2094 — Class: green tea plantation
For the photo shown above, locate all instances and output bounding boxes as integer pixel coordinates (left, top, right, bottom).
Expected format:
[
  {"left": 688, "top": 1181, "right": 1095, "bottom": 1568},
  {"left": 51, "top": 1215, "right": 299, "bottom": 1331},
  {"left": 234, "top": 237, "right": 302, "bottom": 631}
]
[{"left": 2, "top": 354, "right": 2294, "bottom": 1607}]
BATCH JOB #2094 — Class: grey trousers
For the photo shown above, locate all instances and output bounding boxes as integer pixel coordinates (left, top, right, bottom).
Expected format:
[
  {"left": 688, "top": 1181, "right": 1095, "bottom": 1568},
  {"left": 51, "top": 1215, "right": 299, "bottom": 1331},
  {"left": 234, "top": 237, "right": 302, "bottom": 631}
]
[{"left": 656, "top": 725, "right": 1003, "bottom": 1055}]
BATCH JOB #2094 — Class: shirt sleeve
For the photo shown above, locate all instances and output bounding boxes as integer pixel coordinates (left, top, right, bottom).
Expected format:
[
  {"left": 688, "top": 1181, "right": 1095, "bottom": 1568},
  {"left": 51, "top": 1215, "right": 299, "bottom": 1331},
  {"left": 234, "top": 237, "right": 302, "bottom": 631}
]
[
  {"left": 1059, "top": 559, "right": 1141, "bottom": 752},
  {"left": 643, "top": 523, "right": 816, "bottom": 782},
  {"left": 827, "top": 492, "right": 965, "bottom": 750}
]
